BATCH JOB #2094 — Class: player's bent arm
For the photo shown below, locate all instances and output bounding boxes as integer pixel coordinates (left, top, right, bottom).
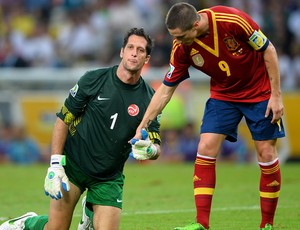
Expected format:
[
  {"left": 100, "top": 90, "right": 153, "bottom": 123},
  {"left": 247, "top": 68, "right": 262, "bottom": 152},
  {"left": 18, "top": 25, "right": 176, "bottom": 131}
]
[
  {"left": 263, "top": 42, "right": 284, "bottom": 123},
  {"left": 135, "top": 84, "right": 177, "bottom": 138},
  {"left": 263, "top": 42, "right": 281, "bottom": 97},
  {"left": 50, "top": 117, "right": 69, "bottom": 155},
  {"left": 44, "top": 117, "right": 70, "bottom": 199}
]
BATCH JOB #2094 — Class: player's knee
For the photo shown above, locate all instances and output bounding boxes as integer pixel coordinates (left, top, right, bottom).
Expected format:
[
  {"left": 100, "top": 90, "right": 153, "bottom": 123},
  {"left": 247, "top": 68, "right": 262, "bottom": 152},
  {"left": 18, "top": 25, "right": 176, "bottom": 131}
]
[
  {"left": 197, "top": 142, "right": 220, "bottom": 157},
  {"left": 256, "top": 141, "right": 277, "bottom": 162}
]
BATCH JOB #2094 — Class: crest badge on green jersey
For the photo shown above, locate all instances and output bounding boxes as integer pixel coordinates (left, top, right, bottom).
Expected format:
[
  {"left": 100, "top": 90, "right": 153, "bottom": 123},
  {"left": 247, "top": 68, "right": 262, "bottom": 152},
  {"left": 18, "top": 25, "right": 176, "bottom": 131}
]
[{"left": 128, "top": 104, "right": 139, "bottom": 116}]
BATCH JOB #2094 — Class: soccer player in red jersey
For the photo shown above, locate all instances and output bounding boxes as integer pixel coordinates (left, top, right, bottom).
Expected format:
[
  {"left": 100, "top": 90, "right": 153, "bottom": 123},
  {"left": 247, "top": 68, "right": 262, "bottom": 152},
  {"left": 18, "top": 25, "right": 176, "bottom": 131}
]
[{"left": 133, "top": 2, "right": 285, "bottom": 230}]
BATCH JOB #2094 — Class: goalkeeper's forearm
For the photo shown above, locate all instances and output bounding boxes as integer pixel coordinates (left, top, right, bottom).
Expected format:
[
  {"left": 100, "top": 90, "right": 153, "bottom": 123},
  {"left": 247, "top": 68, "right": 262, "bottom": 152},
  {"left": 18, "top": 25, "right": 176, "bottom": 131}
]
[{"left": 51, "top": 118, "right": 69, "bottom": 155}]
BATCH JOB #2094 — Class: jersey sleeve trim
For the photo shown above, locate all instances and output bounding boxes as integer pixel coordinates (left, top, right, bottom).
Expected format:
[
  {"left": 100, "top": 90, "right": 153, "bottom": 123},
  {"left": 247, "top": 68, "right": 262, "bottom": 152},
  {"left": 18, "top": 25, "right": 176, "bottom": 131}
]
[
  {"left": 148, "top": 131, "right": 161, "bottom": 145},
  {"left": 170, "top": 40, "right": 181, "bottom": 64},
  {"left": 56, "top": 104, "right": 76, "bottom": 125},
  {"left": 163, "top": 75, "right": 189, "bottom": 87}
]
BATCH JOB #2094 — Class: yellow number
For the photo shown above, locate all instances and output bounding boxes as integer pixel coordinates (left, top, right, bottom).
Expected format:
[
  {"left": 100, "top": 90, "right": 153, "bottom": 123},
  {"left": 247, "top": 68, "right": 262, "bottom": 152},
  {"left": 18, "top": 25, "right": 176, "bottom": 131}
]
[{"left": 218, "top": 61, "right": 231, "bottom": 77}]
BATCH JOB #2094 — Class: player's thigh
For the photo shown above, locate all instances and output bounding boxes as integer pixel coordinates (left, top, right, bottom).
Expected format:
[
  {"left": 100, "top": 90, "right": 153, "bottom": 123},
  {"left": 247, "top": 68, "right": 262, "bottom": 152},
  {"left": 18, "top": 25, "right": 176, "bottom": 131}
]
[
  {"left": 92, "top": 205, "right": 121, "bottom": 230},
  {"left": 201, "top": 98, "right": 243, "bottom": 142},
  {"left": 86, "top": 175, "right": 124, "bottom": 228},
  {"left": 87, "top": 174, "right": 124, "bottom": 208},
  {"left": 46, "top": 182, "right": 81, "bottom": 230}
]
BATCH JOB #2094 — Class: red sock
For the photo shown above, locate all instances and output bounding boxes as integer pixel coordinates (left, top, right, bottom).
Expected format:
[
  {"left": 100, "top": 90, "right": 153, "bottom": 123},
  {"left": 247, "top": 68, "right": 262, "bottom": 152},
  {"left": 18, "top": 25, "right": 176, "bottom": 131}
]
[
  {"left": 194, "top": 155, "right": 216, "bottom": 229},
  {"left": 259, "top": 158, "right": 281, "bottom": 228}
]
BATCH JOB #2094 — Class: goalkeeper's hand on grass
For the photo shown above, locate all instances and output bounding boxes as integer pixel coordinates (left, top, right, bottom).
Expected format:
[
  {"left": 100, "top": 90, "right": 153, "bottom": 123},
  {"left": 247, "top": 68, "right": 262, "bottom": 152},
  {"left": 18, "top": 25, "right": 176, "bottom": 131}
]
[
  {"left": 44, "top": 154, "right": 70, "bottom": 200},
  {"left": 131, "top": 129, "right": 157, "bottom": 160}
]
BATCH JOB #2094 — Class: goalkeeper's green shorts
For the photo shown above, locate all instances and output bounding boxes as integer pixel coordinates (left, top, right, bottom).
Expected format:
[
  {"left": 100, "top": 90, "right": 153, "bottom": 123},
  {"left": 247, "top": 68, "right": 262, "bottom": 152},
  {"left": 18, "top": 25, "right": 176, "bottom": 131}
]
[{"left": 64, "top": 156, "right": 124, "bottom": 209}]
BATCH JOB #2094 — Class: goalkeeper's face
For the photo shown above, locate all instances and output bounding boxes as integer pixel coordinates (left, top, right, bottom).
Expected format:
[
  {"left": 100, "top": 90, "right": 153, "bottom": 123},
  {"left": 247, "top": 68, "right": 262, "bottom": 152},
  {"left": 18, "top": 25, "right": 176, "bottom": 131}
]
[{"left": 120, "top": 35, "right": 150, "bottom": 72}]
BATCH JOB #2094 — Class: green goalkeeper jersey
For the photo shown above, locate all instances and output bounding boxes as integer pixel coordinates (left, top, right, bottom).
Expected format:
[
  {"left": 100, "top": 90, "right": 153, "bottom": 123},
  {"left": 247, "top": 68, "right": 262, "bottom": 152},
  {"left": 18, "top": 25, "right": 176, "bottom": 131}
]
[{"left": 57, "top": 65, "right": 161, "bottom": 180}]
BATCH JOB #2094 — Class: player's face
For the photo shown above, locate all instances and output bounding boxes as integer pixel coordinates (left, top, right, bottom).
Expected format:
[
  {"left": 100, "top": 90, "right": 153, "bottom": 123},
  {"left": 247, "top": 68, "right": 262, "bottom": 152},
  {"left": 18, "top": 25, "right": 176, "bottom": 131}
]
[
  {"left": 168, "top": 27, "right": 198, "bottom": 45},
  {"left": 120, "top": 35, "right": 150, "bottom": 72}
]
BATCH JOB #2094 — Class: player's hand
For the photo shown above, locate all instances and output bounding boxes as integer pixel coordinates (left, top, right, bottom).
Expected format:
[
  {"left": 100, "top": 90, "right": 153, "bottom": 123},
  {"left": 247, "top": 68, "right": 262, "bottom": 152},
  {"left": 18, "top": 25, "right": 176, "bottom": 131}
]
[
  {"left": 44, "top": 155, "right": 70, "bottom": 200},
  {"left": 265, "top": 94, "right": 284, "bottom": 124},
  {"left": 131, "top": 129, "right": 157, "bottom": 160},
  {"left": 131, "top": 139, "right": 157, "bottom": 160}
]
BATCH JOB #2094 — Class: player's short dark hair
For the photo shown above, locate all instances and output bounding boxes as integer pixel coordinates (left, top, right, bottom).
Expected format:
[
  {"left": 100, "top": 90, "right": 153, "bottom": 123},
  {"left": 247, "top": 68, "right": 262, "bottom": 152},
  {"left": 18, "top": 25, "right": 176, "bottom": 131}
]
[
  {"left": 165, "top": 2, "right": 200, "bottom": 31},
  {"left": 123, "top": 28, "right": 153, "bottom": 55}
]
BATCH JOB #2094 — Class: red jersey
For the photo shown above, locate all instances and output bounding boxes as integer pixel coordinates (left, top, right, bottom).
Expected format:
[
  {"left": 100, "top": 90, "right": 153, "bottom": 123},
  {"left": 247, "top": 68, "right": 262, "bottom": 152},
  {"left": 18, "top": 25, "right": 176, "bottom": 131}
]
[{"left": 164, "top": 6, "right": 271, "bottom": 102}]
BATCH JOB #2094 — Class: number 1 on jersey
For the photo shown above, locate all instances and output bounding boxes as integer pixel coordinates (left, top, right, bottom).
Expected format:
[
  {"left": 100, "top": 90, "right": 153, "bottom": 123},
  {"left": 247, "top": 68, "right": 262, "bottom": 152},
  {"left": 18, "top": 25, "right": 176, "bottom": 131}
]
[{"left": 110, "top": 113, "right": 118, "bottom": 129}]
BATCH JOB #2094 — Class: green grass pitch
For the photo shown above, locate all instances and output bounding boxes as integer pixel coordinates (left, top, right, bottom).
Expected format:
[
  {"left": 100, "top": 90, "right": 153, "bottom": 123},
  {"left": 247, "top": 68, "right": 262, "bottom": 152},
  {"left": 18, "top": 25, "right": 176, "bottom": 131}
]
[{"left": 0, "top": 161, "right": 299, "bottom": 229}]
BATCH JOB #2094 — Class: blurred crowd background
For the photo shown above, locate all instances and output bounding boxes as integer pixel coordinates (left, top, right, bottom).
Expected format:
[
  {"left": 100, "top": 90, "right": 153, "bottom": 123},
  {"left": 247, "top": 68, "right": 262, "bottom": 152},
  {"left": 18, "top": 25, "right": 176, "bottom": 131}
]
[
  {"left": 0, "top": 0, "right": 300, "bottom": 165},
  {"left": 1, "top": 0, "right": 300, "bottom": 89}
]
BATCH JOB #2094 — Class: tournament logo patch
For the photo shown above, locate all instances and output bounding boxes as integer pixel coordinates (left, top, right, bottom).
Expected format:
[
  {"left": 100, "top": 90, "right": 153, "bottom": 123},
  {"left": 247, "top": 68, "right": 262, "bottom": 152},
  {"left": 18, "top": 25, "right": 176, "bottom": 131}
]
[
  {"left": 70, "top": 84, "right": 79, "bottom": 97},
  {"left": 128, "top": 104, "right": 139, "bottom": 116},
  {"left": 192, "top": 54, "right": 204, "bottom": 67},
  {"left": 166, "top": 64, "right": 175, "bottom": 79},
  {"left": 224, "top": 36, "right": 239, "bottom": 51},
  {"left": 248, "top": 30, "right": 267, "bottom": 50}
]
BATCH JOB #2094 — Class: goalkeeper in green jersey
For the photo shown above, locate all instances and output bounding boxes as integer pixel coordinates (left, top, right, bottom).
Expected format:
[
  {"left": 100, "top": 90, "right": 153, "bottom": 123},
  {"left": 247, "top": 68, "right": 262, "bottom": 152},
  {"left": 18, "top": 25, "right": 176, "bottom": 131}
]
[{"left": 0, "top": 28, "right": 161, "bottom": 230}]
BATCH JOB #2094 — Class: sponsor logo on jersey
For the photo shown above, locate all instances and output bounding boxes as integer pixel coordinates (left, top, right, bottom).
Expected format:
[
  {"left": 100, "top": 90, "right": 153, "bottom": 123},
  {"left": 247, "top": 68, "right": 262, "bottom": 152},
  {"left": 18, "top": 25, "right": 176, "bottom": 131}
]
[
  {"left": 190, "top": 48, "right": 199, "bottom": 56},
  {"left": 97, "top": 95, "right": 110, "bottom": 101},
  {"left": 128, "top": 104, "right": 139, "bottom": 116},
  {"left": 223, "top": 36, "right": 240, "bottom": 51},
  {"left": 70, "top": 84, "right": 79, "bottom": 97},
  {"left": 166, "top": 64, "right": 175, "bottom": 79},
  {"left": 192, "top": 54, "right": 204, "bottom": 67}
]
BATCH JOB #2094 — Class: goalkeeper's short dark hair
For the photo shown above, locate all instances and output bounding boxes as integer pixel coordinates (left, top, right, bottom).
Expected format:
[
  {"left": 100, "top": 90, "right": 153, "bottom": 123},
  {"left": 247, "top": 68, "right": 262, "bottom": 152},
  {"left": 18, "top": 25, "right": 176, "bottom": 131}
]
[{"left": 123, "top": 28, "right": 153, "bottom": 56}]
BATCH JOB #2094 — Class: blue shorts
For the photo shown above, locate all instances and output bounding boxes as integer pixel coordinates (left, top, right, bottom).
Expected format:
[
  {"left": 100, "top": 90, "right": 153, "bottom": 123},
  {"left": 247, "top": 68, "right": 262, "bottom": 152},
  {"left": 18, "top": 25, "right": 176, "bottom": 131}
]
[{"left": 200, "top": 98, "right": 285, "bottom": 142}]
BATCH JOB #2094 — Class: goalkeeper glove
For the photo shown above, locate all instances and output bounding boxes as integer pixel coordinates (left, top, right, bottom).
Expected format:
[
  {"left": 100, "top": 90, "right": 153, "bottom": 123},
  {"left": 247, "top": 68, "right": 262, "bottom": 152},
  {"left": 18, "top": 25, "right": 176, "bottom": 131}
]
[
  {"left": 44, "top": 154, "right": 70, "bottom": 200},
  {"left": 131, "top": 129, "right": 157, "bottom": 160}
]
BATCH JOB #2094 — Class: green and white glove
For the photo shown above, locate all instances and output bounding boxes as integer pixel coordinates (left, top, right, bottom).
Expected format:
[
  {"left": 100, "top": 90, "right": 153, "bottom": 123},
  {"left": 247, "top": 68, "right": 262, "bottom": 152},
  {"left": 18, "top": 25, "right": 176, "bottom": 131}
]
[
  {"left": 131, "top": 129, "right": 157, "bottom": 160},
  {"left": 44, "top": 154, "right": 70, "bottom": 200}
]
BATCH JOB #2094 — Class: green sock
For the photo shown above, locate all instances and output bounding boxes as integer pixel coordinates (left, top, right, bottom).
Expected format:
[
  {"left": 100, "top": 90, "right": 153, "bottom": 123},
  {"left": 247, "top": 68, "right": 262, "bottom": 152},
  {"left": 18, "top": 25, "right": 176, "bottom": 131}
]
[{"left": 24, "top": 215, "right": 48, "bottom": 230}]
